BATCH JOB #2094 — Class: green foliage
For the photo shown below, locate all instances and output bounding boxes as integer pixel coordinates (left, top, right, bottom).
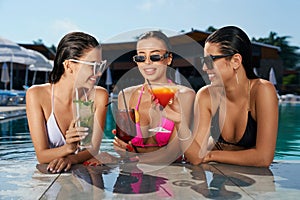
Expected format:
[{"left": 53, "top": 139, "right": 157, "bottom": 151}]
[
  {"left": 32, "top": 39, "right": 43, "bottom": 45},
  {"left": 49, "top": 45, "right": 56, "bottom": 53},
  {"left": 206, "top": 26, "right": 217, "bottom": 33},
  {"left": 282, "top": 74, "right": 297, "bottom": 85}
]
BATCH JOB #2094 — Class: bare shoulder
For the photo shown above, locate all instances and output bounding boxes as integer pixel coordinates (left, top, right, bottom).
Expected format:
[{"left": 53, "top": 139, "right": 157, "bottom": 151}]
[
  {"left": 177, "top": 85, "right": 195, "bottom": 105},
  {"left": 122, "top": 85, "right": 142, "bottom": 94},
  {"left": 251, "top": 79, "right": 278, "bottom": 111},
  {"left": 194, "top": 85, "right": 216, "bottom": 110},
  {"left": 95, "top": 86, "right": 109, "bottom": 95},
  {"left": 178, "top": 85, "right": 195, "bottom": 96},
  {"left": 26, "top": 83, "right": 51, "bottom": 111},
  {"left": 116, "top": 85, "right": 143, "bottom": 109},
  {"left": 117, "top": 85, "right": 142, "bottom": 98},
  {"left": 251, "top": 79, "right": 277, "bottom": 97},
  {"left": 94, "top": 86, "right": 109, "bottom": 100},
  {"left": 26, "top": 83, "right": 51, "bottom": 99},
  {"left": 195, "top": 85, "right": 211, "bottom": 99}
]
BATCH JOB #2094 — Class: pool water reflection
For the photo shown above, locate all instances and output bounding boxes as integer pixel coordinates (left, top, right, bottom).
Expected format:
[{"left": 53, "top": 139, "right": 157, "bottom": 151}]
[{"left": 0, "top": 104, "right": 299, "bottom": 161}]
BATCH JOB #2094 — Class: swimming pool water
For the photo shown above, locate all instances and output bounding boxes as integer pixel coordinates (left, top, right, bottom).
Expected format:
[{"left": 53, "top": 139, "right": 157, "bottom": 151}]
[
  {"left": 0, "top": 104, "right": 299, "bottom": 161},
  {"left": 275, "top": 104, "right": 300, "bottom": 160}
]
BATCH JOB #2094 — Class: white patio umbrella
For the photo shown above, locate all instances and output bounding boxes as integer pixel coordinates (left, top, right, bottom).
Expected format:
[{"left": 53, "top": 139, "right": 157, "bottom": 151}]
[
  {"left": 269, "top": 67, "right": 277, "bottom": 86},
  {"left": 0, "top": 37, "right": 36, "bottom": 65},
  {"left": 27, "top": 49, "right": 53, "bottom": 85},
  {"left": 253, "top": 67, "right": 259, "bottom": 76},
  {"left": 28, "top": 49, "right": 53, "bottom": 71},
  {"left": 175, "top": 68, "right": 182, "bottom": 84},
  {"left": 1, "top": 62, "right": 10, "bottom": 90},
  {"left": 0, "top": 37, "right": 36, "bottom": 90},
  {"left": 105, "top": 67, "right": 112, "bottom": 91}
]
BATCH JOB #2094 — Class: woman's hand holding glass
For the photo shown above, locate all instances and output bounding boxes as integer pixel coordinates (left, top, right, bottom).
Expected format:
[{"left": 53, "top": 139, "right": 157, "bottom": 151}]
[
  {"left": 65, "top": 120, "right": 89, "bottom": 154},
  {"left": 157, "top": 86, "right": 192, "bottom": 145},
  {"left": 113, "top": 136, "right": 134, "bottom": 153},
  {"left": 113, "top": 131, "right": 138, "bottom": 164},
  {"left": 163, "top": 95, "right": 182, "bottom": 123},
  {"left": 148, "top": 83, "right": 179, "bottom": 133}
]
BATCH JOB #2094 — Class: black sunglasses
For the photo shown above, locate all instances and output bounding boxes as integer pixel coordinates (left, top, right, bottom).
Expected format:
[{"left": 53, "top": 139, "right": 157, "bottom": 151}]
[
  {"left": 133, "top": 52, "right": 170, "bottom": 63},
  {"left": 200, "top": 54, "right": 234, "bottom": 69}
]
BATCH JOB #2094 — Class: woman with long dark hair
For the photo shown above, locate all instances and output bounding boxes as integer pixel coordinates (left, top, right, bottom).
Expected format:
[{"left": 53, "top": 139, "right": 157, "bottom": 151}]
[
  {"left": 26, "top": 32, "right": 108, "bottom": 172},
  {"left": 181, "top": 26, "right": 278, "bottom": 167}
]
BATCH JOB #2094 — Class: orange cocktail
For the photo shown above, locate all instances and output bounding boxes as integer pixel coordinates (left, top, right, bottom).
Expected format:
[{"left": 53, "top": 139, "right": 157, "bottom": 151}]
[
  {"left": 151, "top": 85, "right": 177, "bottom": 107},
  {"left": 148, "top": 83, "right": 178, "bottom": 133}
]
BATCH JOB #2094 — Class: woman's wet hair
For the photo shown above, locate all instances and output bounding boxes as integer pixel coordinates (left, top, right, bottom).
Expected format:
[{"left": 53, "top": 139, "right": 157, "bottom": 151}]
[
  {"left": 206, "top": 26, "right": 257, "bottom": 79},
  {"left": 137, "top": 30, "right": 172, "bottom": 52},
  {"left": 49, "top": 32, "right": 100, "bottom": 83}
]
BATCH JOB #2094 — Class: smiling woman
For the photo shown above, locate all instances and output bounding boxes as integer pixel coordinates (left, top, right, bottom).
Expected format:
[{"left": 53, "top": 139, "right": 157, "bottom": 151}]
[
  {"left": 107, "top": 30, "right": 196, "bottom": 164},
  {"left": 180, "top": 26, "right": 279, "bottom": 167},
  {"left": 26, "top": 32, "right": 109, "bottom": 173}
]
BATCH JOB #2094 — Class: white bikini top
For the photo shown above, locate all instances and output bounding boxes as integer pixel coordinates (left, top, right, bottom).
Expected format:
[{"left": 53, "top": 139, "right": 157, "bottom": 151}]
[{"left": 46, "top": 85, "right": 66, "bottom": 148}]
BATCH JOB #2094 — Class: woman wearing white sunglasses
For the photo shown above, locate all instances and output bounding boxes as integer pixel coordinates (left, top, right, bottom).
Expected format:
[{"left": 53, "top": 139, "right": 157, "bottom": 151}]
[{"left": 26, "top": 32, "right": 108, "bottom": 173}]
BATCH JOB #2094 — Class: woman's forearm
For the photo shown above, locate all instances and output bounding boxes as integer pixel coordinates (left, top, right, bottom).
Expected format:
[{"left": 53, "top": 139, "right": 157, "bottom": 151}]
[
  {"left": 36, "top": 145, "right": 73, "bottom": 164},
  {"left": 204, "top": 148, "right": 273, "bottom": 167}
]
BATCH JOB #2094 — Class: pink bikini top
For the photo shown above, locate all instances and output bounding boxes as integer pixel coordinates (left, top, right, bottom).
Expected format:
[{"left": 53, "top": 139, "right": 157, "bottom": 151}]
[{"left": 131, "top": 84, "right": 175, "bottom": 147}]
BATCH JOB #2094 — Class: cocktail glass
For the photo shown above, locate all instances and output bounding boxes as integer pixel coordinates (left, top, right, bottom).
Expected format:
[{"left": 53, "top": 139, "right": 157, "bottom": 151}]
[
  {"left": 73, "top": 87, "right": 95, "bottom": 150},
  {"left": 115, "top": 108, "right": 136, "bottom": 163},
  {"left": 115, "top": 108, "right": 136, "bottom": 143},
  {"left": 148, "top": 83, "right": 178, "bottom": 133}
]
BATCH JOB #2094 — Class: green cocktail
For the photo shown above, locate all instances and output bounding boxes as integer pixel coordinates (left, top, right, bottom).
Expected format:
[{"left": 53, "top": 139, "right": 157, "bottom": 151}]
[{"left": 74, "top": 99, "right": 94, "bottom": 149}]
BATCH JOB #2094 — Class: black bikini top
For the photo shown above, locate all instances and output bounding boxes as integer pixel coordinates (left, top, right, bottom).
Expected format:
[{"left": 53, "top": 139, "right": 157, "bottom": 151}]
[
  {"left": 211, "top": 80, "right": 257, "bottom": 148},
  {"left": 211, "top": 108, "right": 257, "bottom": 148}
]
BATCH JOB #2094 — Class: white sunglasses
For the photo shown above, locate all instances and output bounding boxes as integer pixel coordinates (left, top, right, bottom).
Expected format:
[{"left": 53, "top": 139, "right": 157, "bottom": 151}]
[{"left": 69, "top": 59, "right": 107, "bottom": 75}]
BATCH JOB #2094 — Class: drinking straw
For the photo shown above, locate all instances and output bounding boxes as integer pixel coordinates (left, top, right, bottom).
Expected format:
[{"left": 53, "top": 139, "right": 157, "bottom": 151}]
[
  {"left": 147, "top": 79, "right": 164, "bottom": 111},
  {"left": 121, "top": 89, "right": 129, "bottom": 113},
  {"left": 75, "top": 88, "right": 80, "bottom": 126},
  {"left": 121, "top": 89, "right": 132, "bottom": 128},
  {"left": 121, "top": 89, "right": 133, "bottom": 157},
  {"left": 74, "top": 87, "right": 82, "bottom": 154},
  {"left": 83, "top": 88, "right": 88, "bottom": 101},
  {"left": 146, "top": 79, "right": 153, "bottom": 93}
]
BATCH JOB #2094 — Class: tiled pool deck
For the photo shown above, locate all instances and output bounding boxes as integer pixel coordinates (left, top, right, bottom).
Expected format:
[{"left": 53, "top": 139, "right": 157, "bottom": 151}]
[{"left": 0, "top": 106, "right": 299, "bottom": 199}]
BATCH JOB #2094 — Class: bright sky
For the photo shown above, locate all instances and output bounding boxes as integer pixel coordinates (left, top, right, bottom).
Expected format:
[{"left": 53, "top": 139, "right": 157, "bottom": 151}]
[{"left": 0, "top": 0, "right": 299, "bottom": 48}]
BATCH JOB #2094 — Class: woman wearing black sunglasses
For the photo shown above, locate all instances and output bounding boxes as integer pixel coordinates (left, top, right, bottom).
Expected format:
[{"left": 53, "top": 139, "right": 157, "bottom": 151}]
[
  {"left": 113, "top": 30, "right": 195, "bottom": 160},
  {"left": 180, "top": 26, "right": 278, "bottom": 167}
]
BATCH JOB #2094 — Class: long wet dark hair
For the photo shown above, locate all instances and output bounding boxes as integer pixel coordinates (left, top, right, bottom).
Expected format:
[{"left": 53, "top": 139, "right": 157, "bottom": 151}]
[
  {"left": 206, "top": 26, "right": 257, "bottom": 79},
  {"left": 49, "top": 32, "right": 100, "bottom": 83}
]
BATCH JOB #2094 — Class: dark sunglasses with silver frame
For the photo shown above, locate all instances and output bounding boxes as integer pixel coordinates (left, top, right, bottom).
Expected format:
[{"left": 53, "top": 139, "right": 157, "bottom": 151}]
[
  {"left": 200, "top": 54, "right": 234, "bottom": 69},
  {"left": 133, "top": 52, "right": 170, "bottom": 63}
]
